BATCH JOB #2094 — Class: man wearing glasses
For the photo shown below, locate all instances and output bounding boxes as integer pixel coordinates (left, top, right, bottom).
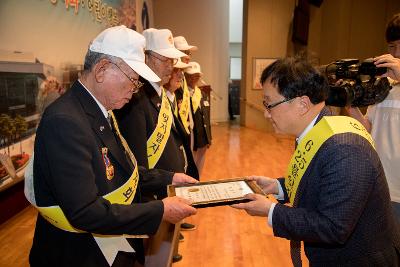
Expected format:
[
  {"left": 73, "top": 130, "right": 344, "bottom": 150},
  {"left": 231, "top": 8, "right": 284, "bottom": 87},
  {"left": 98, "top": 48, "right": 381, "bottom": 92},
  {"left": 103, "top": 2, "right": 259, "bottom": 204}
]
[
  {"left": 115, "top": 28, "right": 194, "bottom": 263},
  {"left": 28, "top": 26, "right": 197, "bottom": 267},
  {"left": 115, "top": 28, "right": 192, "bottom": 198},
  {"left": 232, "top": 57, "right": 400, "bottom": 266}
]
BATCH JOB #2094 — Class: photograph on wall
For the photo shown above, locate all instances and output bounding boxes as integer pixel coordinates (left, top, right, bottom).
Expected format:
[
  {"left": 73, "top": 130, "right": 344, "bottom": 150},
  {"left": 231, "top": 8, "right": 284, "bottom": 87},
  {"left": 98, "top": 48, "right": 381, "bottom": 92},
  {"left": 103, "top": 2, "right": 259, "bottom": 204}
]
[{"left": 252, "top": 58, "right": 277, "bottom": 90}]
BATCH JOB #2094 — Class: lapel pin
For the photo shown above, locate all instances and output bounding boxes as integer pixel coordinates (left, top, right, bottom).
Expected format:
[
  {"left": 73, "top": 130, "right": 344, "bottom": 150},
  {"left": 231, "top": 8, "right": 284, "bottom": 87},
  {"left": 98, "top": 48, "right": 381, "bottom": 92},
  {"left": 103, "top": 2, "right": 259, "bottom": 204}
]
[{"left": 100, "top": 126, "right": 105, "bottom": 132}]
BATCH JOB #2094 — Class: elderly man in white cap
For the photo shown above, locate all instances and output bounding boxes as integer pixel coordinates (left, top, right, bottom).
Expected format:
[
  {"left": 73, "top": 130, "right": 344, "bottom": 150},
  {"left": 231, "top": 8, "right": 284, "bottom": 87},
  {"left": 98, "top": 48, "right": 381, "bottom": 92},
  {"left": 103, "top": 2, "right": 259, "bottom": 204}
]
[
  {"left": 115, "top": 28, "right": 197, "bottom": 263},
  {"left": 164, "top": 58, "right": 199, "bottom": 180},
  {"left": 28, "top": 25, "right": 197, "bottom": 267},
  {"left": 174, "top": 36, "right": 198, "bottom": 64},
  {"left": 173, "top": 36, "right": 198, "bottom": 136},
  {"left": 184, "top": 62, "right": 212, "bottom": 176}
]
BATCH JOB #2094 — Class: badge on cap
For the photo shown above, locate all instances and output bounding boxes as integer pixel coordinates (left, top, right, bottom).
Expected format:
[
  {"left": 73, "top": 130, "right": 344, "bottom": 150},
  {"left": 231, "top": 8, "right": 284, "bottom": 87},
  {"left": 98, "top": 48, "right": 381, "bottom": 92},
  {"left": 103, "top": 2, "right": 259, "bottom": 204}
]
[
  {"left": 102, "top": 147, "right": 114, "bottom": 180},
  {"left": 168, "top": 35, "right": 173, "bottom": 45}
]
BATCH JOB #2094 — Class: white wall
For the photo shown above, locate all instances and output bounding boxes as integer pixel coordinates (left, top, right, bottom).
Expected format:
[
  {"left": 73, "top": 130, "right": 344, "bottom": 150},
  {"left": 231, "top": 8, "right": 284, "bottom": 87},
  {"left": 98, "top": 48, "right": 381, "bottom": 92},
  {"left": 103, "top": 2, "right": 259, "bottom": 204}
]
[
  {"left": 229, "top": 0, "right": 243, "bottom": 43},
  {"left": 230, "top": 57, "right": 241, "bottom": 80},
  {"left": 153, "top": 0, "right": 230, "bottom": 122}
]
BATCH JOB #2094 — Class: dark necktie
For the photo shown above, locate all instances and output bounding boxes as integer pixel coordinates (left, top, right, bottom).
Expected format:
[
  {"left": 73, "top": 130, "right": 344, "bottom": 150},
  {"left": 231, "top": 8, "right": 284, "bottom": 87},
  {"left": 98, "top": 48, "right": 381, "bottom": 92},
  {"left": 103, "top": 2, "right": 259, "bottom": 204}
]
[
  {"left": 107, "top": 114, "right": 122, "bottom": 148},
  {"left": 290, "top": 240, "right": 302, "bottom": 267},
  {"left": 106, "top": 114, "right": 112, "bottom": 130},
  {"left": 108, "top": 111, "right": 135, "bottom": 170},
  {"left": 171, "top": 98, "right": 178, "bottom": 117}
]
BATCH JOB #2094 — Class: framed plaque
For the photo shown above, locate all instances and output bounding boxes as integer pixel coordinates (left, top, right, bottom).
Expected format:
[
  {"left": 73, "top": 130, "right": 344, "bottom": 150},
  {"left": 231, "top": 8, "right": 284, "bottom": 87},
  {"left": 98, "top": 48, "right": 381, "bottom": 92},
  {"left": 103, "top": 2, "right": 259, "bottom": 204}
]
[
  {"left": 168, "top": 178, "right": 265, "bottom": 208},
  {"left": 252, "top": 58, "right": 277, "bottom": 89}
]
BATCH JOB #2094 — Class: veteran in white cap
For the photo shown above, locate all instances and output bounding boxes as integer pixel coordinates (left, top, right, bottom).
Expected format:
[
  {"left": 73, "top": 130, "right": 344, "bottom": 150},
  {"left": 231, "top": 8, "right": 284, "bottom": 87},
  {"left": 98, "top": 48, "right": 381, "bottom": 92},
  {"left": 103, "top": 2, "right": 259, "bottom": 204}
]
[
  {"left": 115, "top": 28, "right": 191, "bottom": 184},
  {"left": 173, "top": 36, "right": 198, "bottom": 148},
  {"left": 184, "top": 62, "right": 212, "bottom": 176},
  {"left": 115, "top": 28, "right": 198, "bottom": 263},
  {"left": 164, "top": 58, "right": 199, "bottom": 180},
  {"left": 28, "top": 25, "right": 197, "bottom": 267},
  {"left": 174, "top": 35, "right": 198, "bottom": 64}
]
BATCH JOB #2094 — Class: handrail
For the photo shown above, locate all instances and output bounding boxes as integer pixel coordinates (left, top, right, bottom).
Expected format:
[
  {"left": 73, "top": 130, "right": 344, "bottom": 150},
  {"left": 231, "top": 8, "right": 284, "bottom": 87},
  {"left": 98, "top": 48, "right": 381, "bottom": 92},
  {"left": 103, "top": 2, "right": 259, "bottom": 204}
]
[{"left": 240, "top": 98, "right": 265, "bottom": 113}]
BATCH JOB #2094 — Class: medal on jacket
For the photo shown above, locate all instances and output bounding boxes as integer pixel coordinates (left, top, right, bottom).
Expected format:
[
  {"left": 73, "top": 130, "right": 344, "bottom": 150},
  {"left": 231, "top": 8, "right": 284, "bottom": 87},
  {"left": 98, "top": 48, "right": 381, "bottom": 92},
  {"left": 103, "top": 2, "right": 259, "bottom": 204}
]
[{"left": 102, "top": 147, "right": 114, "bottom": 180}]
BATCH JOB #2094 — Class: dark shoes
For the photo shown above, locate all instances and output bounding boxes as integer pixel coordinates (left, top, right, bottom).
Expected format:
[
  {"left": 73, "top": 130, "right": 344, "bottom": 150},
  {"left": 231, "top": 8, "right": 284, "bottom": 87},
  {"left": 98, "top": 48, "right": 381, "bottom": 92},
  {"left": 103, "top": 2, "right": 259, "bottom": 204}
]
[
  {"left": 173, "top": 223, "right": 196, "bottom": 264},
  {"left": 181, "top": 222, "right": 196, "bottom": 231},
  {"left": 172, "top": 253, "right": 183, "bottom": 263},
  {"left": 179, "top": 233, "right": 184, "bottom": 242}
]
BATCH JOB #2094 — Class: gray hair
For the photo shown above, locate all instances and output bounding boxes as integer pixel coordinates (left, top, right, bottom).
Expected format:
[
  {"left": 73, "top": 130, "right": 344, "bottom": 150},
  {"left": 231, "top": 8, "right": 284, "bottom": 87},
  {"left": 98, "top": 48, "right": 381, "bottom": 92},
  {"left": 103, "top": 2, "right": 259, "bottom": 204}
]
[{"left": 83, "top": 50, "right": 119, "bottom": 73}]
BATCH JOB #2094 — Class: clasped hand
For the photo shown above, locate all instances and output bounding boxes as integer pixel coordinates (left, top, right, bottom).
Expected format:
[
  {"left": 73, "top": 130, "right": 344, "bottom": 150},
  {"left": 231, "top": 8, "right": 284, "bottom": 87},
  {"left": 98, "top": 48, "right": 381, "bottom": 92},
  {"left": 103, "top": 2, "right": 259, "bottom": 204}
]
[{"left": 162, "top": 196, "right": 197, "bottom": 224}]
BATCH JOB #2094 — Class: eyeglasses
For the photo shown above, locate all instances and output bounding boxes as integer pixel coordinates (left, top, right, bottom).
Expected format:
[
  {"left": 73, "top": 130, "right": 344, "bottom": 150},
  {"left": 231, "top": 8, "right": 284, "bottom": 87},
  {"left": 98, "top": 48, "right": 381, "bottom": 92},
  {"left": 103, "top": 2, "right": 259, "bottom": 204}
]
[
  {"left": 108, "top": 62, "right": 143, "bottom": 93},
  {"left": 263, "top": 98, "right": 293, "bottom": 111},
  {"left": 147, "top": 51, "right": 178, "bottom": 65}
]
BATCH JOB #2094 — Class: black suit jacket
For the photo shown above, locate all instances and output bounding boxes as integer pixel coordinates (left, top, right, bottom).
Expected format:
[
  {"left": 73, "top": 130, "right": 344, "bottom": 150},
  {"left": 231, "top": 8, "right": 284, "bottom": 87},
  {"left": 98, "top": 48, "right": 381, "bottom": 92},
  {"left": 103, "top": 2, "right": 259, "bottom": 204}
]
[
  {"left": 115, "top": 79, "right": 199, "bottom": 185},
  {"left": 273, "top": 107, "right": 400, "bottom": 266},
  {"left": 170, "top": 98, "right": 199, "bottom": 179},
  {"left": 190, "top": 89, "right": 212, "bottom": 150},
  {"left": 30, "top": 81, "right": 174, "bottom": 267}
]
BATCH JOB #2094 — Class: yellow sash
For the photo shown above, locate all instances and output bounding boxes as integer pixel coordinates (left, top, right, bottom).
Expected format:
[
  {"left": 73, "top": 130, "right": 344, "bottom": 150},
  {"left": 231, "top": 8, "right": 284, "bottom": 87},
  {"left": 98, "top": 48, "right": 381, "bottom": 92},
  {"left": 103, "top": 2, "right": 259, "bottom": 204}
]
[
  {"left": 285, "top": 116, "right": 375, "bottom": 205},
  {"left": 146, "top": 88, "right": 173, "bottom": 169},
  {"left": 191, "top": 86, "right": 202, "bottom": 113},
  {"left": 179, "top": 76, "right": 191, "bottom": 134},
  {"left": 36, "top": 111, "right": 140, "bottom": 234}
]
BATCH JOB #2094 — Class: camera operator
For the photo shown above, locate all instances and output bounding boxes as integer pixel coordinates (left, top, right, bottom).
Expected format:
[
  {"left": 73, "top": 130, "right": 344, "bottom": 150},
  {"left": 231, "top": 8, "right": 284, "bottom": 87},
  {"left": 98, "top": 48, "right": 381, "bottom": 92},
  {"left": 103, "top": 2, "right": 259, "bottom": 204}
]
[{"left": 346, "top": 13, "right": 400, "bottom": 221}]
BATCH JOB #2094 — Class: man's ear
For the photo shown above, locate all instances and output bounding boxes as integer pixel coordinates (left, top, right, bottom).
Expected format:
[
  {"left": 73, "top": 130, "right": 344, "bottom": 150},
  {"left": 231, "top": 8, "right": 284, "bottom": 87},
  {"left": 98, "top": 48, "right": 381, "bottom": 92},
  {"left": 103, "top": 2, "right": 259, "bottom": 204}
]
[
  {"left": 298, "top": 95, "right": 312, "bottom": 116},
  {"left": 93, "top": 59, "right": 109, "bottom": 83}
]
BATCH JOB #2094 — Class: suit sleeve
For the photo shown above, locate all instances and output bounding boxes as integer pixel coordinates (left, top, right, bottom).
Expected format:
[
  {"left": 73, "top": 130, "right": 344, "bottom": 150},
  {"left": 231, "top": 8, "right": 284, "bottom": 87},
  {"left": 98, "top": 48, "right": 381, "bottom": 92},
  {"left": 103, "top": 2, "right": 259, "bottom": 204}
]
[
  {"left": 138, "top": 166, "right": 174, "bottom": 194},
  {"left": 277, "top": 177, "right": 289, "bottom": 203},
  {"left": 118, "top": 100, "right": 149, "bottom": 168},
  {"left": 272, "top": 138, "right": 378, "bottom": 244},
  {"left": 36, "top": 114, "right": 163, "bottom": 235}
]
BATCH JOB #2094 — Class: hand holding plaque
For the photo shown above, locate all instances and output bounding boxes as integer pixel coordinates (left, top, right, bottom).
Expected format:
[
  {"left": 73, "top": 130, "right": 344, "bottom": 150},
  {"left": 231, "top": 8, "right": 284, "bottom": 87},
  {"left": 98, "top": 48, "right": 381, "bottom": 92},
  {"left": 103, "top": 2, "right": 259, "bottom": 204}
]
[
  {"left": 162, "top": 196, "right": 197, "bottom": 223},
  {"left": 246, "top": 175, "right": 279, "bottom": 194}
]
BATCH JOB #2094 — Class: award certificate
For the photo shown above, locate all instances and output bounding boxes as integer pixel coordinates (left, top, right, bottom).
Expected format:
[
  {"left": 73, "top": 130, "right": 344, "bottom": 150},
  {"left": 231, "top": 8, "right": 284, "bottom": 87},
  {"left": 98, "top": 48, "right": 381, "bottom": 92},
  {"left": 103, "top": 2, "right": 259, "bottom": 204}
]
[{"left": 168, "top": 178, "right": 265, "bottom": 208}]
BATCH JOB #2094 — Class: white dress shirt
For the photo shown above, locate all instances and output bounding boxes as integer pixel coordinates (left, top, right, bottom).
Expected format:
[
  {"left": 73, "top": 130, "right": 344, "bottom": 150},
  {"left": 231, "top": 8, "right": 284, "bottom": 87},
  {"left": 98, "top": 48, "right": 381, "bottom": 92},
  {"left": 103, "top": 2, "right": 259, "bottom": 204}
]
[{"left": 79, "top": 80, "right": 108, "bottom": 119}]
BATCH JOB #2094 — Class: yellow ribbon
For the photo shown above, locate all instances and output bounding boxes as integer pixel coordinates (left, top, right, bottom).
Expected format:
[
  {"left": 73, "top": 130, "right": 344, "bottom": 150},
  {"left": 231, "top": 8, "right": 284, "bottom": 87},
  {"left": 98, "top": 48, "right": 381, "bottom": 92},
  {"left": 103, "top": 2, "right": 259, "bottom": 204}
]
[
  {"left": 191, "top": 86, "right": 202, "bottom": 114},
  {"left": 146, "top": 88, "right": 173, "bottom": 169},
  {"left": 179, "top": 76, "right": 191, "bottom": 134},
  {"left": 285, "top": 116, "right": 375, "bottom": 204}
]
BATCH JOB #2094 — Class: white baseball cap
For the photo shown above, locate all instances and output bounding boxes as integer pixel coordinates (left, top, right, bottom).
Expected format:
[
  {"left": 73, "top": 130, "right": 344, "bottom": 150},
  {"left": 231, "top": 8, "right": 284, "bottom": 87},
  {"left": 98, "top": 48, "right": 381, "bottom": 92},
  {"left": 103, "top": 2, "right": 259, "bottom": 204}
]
[
  {"left": 89, "top": 25, "right": 160, "bottom": 82},
  {"left": 174, "top": 36, "right": 198, "bottom": 51},
  {"left": 174, "top": 58, "right": 190, "bottom": 69},
  {"left": 184, "top": 62, "right": 202, "bottom": 75},
  {"left": 143, "top": 28, "right": 187, "bottom": 59}
]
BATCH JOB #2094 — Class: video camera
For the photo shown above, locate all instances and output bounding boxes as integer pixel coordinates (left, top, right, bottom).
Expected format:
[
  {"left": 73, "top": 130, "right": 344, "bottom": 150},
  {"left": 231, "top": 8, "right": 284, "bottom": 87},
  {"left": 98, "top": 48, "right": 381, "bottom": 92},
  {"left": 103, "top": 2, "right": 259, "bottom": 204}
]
[{"left": 320, "top": 58, "right": 391, "bottom": 107}]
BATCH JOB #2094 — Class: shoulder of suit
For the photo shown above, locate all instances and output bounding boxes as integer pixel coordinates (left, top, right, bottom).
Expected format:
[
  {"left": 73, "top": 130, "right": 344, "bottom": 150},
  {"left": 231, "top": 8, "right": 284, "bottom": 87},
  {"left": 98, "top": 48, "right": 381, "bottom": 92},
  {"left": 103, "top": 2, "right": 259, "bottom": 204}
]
[
  {"left": 321, "top": 132, "right": 374, "bottom": 155},
  {"left": 41, "top": 86, "right": 80, "bottom": 119}
]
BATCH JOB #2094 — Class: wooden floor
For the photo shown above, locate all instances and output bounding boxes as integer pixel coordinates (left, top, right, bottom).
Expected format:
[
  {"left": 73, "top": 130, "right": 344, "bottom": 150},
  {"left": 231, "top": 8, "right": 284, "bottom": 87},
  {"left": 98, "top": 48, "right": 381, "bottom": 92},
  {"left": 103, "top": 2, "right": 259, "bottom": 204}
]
[{"left": 0, "top": 121, "right": 309, "bottom": 267}]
